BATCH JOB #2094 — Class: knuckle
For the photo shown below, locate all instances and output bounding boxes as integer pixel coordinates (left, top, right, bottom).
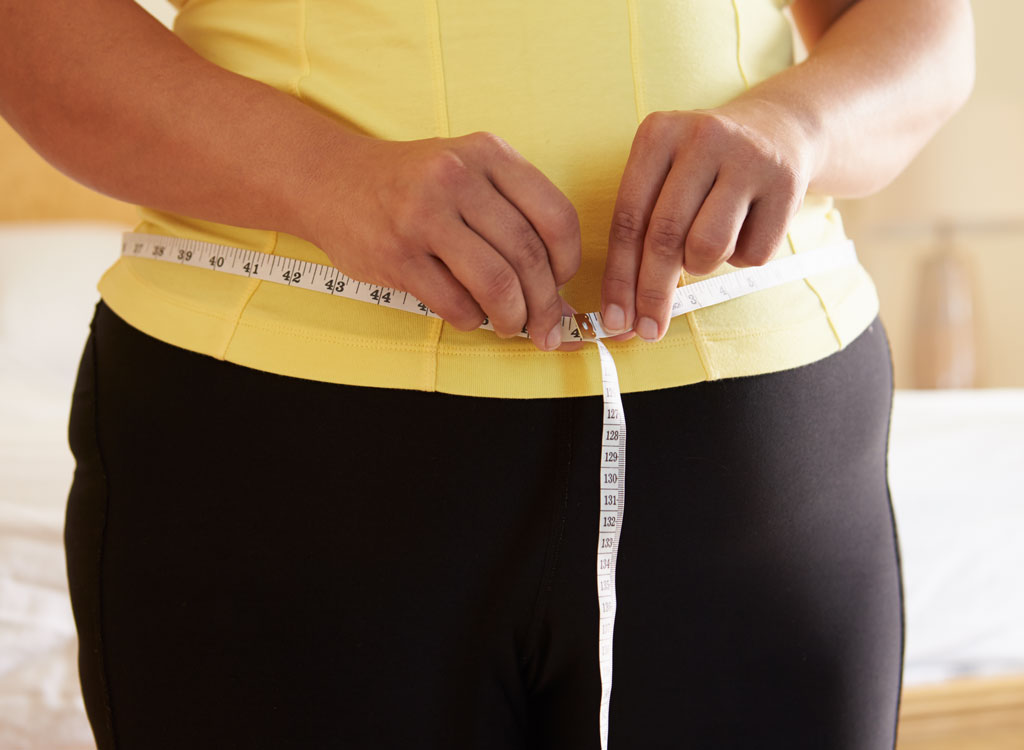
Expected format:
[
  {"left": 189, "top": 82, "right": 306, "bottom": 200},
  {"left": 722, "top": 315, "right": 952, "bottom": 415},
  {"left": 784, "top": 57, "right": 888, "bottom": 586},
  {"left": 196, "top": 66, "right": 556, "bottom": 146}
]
[
  {"left": 685, "top": 230, "right": 725, "bottom": 261},
  {"left": 646, "top": 214, "right": 687, "bottom": 252},
  {"left": 543, "top": 198, "right": 581, "bottom": 244},
  {"left": 412, "top": 284, "right": 481, "bottom": 332},
  {"left": 482, "top": 266, "right": 522, "bottom": 306},
  {"left": 773, "top": 161, "right": 801, "bottom": 188},
  {"left": 426, "top": 149, "right": 470, "bottom": 188},
  {"left": 636, "top": 285, "right": 671, "bottom": 310},
  {"left": 552, "top": 245, "right": 581, "bottom": 287},
  {"left": 530, "top": 292, "right": 563, "bottom": 328},
  {"left": 492, "top": 312, "right": 527, "bottom": 337},
  {"left": 738, "top": 244, "right": 775, "bottom": 267},
  {"left": 436, "top": 290, "right": 485, "bottom": 331},
  {"left": 611, "top": 210, "right": 646, "bottom": 245},
  {"left": 469, "top": 130, "right": 518, "bottom": 161},
  {"left": 512, "top": 223, "right": 550, "bottom": 269},
  {"left": 449, "top": 304, "right": 485, "bottom": 331},
  {"left": 602, "top": 272, "right": 634, "bottom": 297},
  {"left": 688, "top": 112, "right": 729, "bottom": 147},
  {"left": 637, "top": 110, "right": 672, "bottom": 143},
  {"left": 773, "top": 166, "right": 805, "bottom": 207},
  {"left": 391, "top": 248, "right": 420, "bottom": 285}
]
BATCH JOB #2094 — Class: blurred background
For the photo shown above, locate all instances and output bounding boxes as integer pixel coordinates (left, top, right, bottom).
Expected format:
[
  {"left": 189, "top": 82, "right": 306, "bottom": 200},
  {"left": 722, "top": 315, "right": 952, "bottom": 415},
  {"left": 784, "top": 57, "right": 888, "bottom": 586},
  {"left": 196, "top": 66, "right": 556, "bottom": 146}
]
[
  {"left": 1, "top": 1, "right": 1021, "bottom": 748},
  {"left": 838, "top": 0, "right": 1024, "bottom": 392}
]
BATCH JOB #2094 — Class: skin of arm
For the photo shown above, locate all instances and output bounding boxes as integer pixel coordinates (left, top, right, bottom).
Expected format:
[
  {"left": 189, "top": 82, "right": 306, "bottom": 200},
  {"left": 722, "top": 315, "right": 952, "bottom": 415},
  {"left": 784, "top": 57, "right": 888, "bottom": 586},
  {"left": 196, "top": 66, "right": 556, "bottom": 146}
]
[
  {"left": 0, "top": 0, "right": 337, "bottom": 244},
  {"left": 0, "top": 0, "right": 583, "bottom": 351},
  {"left": 599, "top": 0, "right": 976, "bottom": 342}
]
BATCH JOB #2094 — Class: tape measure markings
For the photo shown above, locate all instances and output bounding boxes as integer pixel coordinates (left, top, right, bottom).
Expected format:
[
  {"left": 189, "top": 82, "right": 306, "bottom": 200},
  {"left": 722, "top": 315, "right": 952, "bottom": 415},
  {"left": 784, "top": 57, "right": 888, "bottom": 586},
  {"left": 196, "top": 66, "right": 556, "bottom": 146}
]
[
  {"left": 120, "top": 231, "right": 858, "bottom": 750},
  {"left": 595, "top": 337, "right": 626, "bottom": 747},
  {"left": 123, "top": 232, "right": 855, "bottom": 344}
]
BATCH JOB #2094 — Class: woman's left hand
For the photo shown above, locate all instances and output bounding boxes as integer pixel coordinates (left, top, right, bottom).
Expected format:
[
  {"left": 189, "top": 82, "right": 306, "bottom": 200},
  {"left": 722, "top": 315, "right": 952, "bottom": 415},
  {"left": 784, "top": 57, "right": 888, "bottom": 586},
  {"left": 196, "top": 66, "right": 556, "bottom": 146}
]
[{"left": 599, "top": 100, "right": 819, "bottom": 342}]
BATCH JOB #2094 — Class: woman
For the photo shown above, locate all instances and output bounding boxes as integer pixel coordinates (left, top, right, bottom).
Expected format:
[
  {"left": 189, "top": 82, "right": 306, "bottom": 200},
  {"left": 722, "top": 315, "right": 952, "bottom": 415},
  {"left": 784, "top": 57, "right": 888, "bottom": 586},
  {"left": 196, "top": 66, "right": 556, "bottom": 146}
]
[{"left": 0, "top": 0, "right": 973, "bottom": 747}]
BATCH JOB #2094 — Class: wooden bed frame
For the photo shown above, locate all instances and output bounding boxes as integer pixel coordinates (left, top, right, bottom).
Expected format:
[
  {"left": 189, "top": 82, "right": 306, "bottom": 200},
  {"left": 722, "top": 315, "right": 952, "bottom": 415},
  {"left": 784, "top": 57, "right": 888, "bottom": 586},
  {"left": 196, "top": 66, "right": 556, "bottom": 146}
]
[{"left": 897, "top": 674, "right": 1024, "bottom": 749}]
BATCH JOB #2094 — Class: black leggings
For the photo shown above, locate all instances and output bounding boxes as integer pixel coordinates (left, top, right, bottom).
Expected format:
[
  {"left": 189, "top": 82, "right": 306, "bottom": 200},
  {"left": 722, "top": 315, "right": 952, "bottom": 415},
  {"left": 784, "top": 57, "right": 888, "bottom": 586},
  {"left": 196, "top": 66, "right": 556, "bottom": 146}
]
[{"left": 66, "top": 299, "right": 903, "bottom": 749}]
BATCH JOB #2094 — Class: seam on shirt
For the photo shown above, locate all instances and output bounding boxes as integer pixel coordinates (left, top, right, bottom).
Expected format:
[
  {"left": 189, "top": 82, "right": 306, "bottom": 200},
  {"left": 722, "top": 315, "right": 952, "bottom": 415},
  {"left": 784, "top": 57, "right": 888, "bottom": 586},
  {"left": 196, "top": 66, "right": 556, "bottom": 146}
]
[
  {"left": 290, "top": 0, "right": 312, "bottom": 101},
  {"left": 425, "top": 0, "right": 452, "bottom": 138},
  {"left": 626, "top": 0, "right": 647, "bottom": 126},
  {"left": 730, "top": 0, "right": 752, "bottom": 89},
  {"left": 121, "top": 259, "right": 254, "bottom": 322},
  {"left": 220, "top": 232, "right": 280, "bottom": 358},
  {"left": 425, "top": 0, "right": 451, "bottom": 389},
  {"left": 786, "top": 233, "right": 844, "bottom": 347},
  {"left": 630, "top": 0, "right": 714, "bottom": 380}
]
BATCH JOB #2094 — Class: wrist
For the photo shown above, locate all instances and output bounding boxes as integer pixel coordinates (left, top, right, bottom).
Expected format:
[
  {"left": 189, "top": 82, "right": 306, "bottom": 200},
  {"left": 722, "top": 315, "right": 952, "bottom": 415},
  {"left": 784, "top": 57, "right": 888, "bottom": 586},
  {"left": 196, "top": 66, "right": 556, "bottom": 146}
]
[
  {"left": 279, "top": 115, "right": 379, "bottom": 249},
  {"left": 716, "top": 82, "right": 830, "bottom": 192}
]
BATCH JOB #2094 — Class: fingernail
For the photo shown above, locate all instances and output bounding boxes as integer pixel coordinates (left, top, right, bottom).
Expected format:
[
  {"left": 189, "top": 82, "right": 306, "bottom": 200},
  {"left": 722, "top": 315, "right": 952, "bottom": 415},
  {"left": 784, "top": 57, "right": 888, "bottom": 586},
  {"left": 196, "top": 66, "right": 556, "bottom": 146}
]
[
  {"left": 603, "top": 303, "right": 625, "bottom": 333},
  {"left": 545, "top": 324, "right": 563, "bottom": 351},
  {"left": 635, "top": 316, "right": 659, "bottom": 341}
]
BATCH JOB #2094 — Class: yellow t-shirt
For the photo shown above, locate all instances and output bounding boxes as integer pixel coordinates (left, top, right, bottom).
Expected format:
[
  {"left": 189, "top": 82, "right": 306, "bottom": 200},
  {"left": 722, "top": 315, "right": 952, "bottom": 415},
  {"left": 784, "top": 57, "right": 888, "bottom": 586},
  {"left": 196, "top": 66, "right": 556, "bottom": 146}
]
[{"left": 96, "top": 0, "right": 878, "bottom": 398}]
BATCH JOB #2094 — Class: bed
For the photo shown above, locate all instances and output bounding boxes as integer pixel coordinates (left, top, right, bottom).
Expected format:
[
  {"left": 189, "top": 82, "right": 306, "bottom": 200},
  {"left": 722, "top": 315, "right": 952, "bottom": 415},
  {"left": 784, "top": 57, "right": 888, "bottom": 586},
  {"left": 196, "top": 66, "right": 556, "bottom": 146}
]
[{"left": 2, "top": 222, "right": 1023, "bottom": 748}]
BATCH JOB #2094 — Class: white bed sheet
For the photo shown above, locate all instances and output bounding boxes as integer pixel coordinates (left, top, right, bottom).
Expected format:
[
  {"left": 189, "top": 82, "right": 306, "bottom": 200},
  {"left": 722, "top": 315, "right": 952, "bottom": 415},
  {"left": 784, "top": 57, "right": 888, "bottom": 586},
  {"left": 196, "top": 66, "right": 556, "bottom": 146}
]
[
  {"left": 888, "top": 388, "right": 1024, "bottom": 684},
  {"left": 1, "top": 222, "right": 1023, "bottom": 747}
]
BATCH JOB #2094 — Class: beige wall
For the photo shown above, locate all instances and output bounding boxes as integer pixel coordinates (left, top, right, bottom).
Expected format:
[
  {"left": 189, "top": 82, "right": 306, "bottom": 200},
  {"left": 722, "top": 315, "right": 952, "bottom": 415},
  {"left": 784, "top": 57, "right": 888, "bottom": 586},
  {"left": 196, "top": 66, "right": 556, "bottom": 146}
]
[
  {"left": 840, "top": 0, "right": 1024, "bottom": 387},
  {"left": 3, "top": 0, "right": 1021, "bottom": 386}
]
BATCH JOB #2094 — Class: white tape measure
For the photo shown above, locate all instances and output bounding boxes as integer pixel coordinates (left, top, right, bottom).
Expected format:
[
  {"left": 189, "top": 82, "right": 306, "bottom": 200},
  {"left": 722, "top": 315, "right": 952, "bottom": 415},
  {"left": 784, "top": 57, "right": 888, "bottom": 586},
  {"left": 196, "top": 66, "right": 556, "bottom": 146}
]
[{"left": 121, "top": 231, "right": 857, "bottom": 748}]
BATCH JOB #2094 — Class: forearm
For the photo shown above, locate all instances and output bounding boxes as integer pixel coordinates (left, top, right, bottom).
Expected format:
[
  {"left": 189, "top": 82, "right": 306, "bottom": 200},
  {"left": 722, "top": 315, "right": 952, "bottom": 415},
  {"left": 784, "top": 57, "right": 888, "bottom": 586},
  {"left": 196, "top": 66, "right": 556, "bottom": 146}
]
[
  {"left": 0, "top": 0, "right": 367, "bottom": 241},
  {"left": 730, "top": 0, "right": 975, "bottom": 198}
]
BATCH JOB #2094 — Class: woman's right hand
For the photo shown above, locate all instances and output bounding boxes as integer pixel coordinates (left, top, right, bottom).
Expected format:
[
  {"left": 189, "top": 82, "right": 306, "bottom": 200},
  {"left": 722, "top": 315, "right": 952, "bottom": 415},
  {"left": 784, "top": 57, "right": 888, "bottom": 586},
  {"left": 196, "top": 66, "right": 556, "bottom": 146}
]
[
  {"left": 307, "top": 132, "right": 583, "bottom": 352},
  {"left": 0, "top": 0, "right": 579, "bottom": 353}
]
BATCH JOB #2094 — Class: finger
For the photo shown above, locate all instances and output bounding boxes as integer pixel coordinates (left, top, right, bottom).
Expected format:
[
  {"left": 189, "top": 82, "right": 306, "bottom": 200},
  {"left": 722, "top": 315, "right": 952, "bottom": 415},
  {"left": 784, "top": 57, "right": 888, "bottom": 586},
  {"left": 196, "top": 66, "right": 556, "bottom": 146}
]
[
  {"left": 631, "top": 165, "right": 716, "bottom": 341},
  {"left": 398, "top": 254, "right": 485, "bottom": 332},
  {"left": 601, "top": 121, "right": 675, "bottom": 336},
  {"left": 457, "top": 177, "right": 566, "bottom": 350},
  {"left": 729, "top": 189, "right": 801, "bottom": 268},
  {"left": 554, "top": 341, "right": 584, "bottom": 352},
  {"left": 431, "top": 216, "right": 529, "bottom": 339},
  {"left": 682, "top": 175, "right": 751, "bottom": 277},
  {"left": 470, "top": 132, "right": 582, "bottom": 288}
]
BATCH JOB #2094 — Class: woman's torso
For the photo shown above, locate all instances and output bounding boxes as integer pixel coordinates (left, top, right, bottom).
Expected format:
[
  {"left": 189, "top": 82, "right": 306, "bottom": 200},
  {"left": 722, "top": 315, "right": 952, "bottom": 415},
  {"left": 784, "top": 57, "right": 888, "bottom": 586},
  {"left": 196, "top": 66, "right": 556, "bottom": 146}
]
[{"left": 97, "top": 0, "right": 878, "bottom": 397}]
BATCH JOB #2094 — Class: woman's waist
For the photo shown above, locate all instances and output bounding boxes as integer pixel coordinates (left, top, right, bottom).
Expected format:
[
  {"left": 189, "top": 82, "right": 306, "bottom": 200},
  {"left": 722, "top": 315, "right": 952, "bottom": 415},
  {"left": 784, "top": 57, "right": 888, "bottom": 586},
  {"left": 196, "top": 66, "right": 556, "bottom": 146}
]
[
  {"left": 114, "top": 195, "right": 867, "bottom": 351},
  {"left": 97, "top": 236, "right": 877, "bottom": 398},
  {"left": 133, "top": 189, "right": 849, "bottom": 308}
]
